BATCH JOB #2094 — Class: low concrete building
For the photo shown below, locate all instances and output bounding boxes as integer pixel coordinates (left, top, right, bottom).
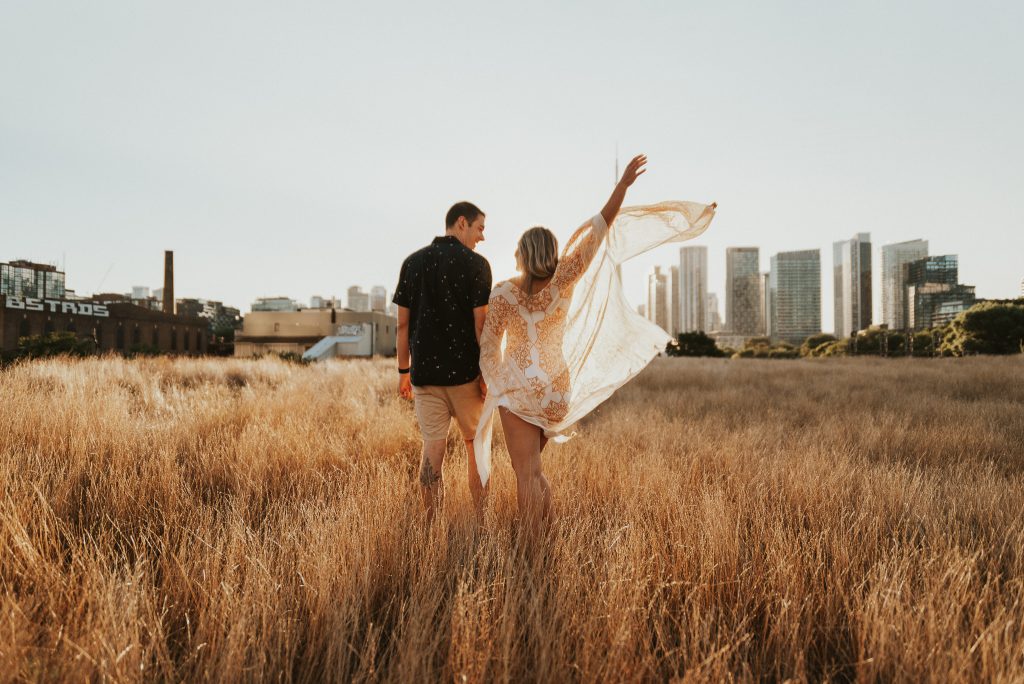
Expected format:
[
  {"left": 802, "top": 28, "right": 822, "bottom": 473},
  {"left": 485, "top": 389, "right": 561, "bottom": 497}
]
[{"left": 234, "top": 309, "right": 396, "bottom": 358}]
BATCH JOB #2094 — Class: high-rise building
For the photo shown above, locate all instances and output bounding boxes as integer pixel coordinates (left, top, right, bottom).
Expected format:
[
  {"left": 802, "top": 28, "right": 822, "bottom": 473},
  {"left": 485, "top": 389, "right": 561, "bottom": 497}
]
[
  {"left": 905, "top": 254, "right": 958, "bottom": 288},
  {"left": 132, "top": 286, "right": 150, "bottom": 300},
  {"left": 905, "top": 255, "right": 976, "bottom": 329},
  {"left": 646, "top": 266, "right": 669, "bottom": 333},
  {"left": 726, "top": 248, "right": 761, "bottom": 335},
  {"left": 667, "top": 266, "right": 679, "bottom": 336},
  {"left": 881, "top": 239, "right": 928, "bottom": 330},
  {"left": 1020, "top": 277, "right": 1024, "bottom": 298},
  {"left": 832, "top": 232, "right": 872, "bottom": 337},
  {"left": 705, "top": 293, "right": 721, "bottom": 332},
  {"left": 370, "top": 286, "right": 388, "bottom": 313},
  {"left": 679, "top": 246, "right": 707, "bottom": 333},
  {"left": 769, "top": 249, "right": 821, "bottom": 345},
  {"left": 347, "top": 286, "right": 370, "bottom": 312}
]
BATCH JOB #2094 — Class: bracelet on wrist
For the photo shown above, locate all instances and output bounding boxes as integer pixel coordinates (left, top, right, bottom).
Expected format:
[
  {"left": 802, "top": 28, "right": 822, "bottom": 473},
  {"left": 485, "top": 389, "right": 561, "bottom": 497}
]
[{"left": 398, "top": 367, "right": 410, "bottom": 375}]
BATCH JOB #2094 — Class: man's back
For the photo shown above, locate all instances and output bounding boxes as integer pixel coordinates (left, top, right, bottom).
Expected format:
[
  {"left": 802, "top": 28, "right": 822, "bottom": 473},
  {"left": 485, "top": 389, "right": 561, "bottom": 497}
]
[{"left": 393, "top": 236, "right": 491, "bottom": 386}]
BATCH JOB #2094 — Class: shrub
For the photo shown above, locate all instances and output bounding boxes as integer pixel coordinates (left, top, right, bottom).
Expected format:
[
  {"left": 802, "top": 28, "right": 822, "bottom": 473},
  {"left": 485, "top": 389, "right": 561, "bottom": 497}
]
[
  {"left": 665, "top": 331, "right": 727, "bottom": 357},
  {"left": 940, "top": 302, "right": 1024, "bottom": 356},
  {"left": 16, "top": 332, "right": 97, "bottom": 360},
  {"left": 801, "top": 333, "right": 837, "bottom": 357}
]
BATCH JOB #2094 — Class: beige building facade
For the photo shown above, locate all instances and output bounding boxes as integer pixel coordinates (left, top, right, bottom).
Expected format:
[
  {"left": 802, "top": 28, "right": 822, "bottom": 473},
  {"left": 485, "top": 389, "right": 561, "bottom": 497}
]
[{"left": 234, "top": 309, "right": 397, "bottom": 358}]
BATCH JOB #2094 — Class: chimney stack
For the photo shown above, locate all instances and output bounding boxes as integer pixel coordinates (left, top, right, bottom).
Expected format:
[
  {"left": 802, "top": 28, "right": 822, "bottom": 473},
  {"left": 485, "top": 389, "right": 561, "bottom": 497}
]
[{"left": 163, "top": 250, "right": 174, "bottom": 315}]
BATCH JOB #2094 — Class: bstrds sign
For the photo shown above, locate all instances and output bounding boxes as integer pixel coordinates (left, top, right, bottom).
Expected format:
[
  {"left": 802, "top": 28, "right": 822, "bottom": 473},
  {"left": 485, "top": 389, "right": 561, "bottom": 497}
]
[{"left": 4, "top": 296, "right": 110, "bottom": 317}]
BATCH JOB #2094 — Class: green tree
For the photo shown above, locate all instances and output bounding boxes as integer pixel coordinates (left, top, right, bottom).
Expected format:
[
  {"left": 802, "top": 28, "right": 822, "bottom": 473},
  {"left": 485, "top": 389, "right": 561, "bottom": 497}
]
[
  {"left": 910, "top": 330, "right": 936, "bottom": 357},
  {"left": 17, "top": 332, "right": 97, "bottom": 359},
  {"left": 665, "top": 331, "right": 726, "bottom": 357},
  {"left": 940, "top": 302, "right": 1024, "bottom": 356}
]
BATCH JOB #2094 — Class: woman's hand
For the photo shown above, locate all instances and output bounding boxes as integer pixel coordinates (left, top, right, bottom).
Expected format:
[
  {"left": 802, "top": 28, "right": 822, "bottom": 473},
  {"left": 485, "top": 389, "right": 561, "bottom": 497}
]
[
  {"left": 601, "top": 153, "right": 646, "bottom": 226},
  {"left": 618, "top": 154, "right": 647, "bottom": 188}
]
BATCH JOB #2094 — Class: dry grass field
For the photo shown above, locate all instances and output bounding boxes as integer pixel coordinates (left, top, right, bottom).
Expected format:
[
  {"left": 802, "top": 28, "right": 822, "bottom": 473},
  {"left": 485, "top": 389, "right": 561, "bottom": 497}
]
[{"left": 1, "top": 354, "right": 1023, "bottom": 682}]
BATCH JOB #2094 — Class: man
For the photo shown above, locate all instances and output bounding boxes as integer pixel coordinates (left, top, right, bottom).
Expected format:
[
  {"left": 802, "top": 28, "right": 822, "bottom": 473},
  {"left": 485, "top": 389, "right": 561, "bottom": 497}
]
[{"left": 393, "top": 201, "right": 491, "bottom": 524}]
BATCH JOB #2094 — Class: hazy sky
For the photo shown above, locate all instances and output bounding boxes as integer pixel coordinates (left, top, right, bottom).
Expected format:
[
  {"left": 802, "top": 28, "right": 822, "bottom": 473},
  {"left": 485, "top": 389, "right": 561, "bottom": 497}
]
[{"left": 3, "top": 1, "right": 1022, "bottom": 330}]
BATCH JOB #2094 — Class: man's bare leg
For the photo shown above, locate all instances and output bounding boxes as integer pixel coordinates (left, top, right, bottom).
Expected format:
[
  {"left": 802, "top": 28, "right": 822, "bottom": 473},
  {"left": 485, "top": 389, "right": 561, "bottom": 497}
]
[
  {"left": 465, "top": 439, "right": 489, "bottom": 524},
  {"left": 419, "top": 438, "right": 447, "bottom": 525}
]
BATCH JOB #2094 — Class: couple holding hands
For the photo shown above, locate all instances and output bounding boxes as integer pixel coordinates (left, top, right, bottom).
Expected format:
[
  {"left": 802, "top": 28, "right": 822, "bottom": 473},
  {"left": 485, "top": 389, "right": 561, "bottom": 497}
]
[{"left": 393, "top": 155, "right": 715, "bottom": 528}]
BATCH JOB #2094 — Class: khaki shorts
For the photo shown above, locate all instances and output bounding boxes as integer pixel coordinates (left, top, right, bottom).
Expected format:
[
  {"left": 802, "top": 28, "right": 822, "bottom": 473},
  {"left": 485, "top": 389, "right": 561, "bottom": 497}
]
[{"left": 412, "top": 379, "right": 484, "bottom": 441}]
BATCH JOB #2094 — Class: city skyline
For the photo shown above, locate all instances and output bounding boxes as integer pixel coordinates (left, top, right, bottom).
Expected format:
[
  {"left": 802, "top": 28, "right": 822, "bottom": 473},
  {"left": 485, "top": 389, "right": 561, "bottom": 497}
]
[
  {"left": 5, "top": 232, "right": 1009, "bottom": 340},
  {"left": 637, "top": 234, "right": 1000, "bottom": 340}
]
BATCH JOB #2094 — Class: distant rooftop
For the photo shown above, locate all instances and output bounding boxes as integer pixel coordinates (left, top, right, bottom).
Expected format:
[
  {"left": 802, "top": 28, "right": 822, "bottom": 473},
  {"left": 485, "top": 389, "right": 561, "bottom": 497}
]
[{"left": 4, "top": 259, "right": 61, "bottom": 273}]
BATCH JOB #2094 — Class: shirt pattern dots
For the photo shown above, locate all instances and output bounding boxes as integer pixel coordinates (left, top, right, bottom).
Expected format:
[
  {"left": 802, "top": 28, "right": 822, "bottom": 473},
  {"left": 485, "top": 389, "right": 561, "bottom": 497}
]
[{"left": 393, "top": 236, "right": 492, "bottom": 387}]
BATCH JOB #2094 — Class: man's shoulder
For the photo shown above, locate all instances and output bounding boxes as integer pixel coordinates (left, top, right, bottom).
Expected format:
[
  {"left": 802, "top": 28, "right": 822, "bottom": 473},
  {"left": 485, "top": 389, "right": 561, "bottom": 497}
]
[
  {"left": 402, "top": 242, "right": 435, "bottom": 265},
  {"left": 464, "top": 248, "right": 490, "bottom": 271},
  {"left": 439, "top": 239, "right": 490, "bottom": 271}
]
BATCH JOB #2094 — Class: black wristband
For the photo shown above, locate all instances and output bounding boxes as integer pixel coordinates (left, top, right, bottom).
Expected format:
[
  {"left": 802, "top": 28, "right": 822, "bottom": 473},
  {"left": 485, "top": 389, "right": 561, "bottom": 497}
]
[{"left": 398, "top": 367, "right": 410, "bottom": 375}]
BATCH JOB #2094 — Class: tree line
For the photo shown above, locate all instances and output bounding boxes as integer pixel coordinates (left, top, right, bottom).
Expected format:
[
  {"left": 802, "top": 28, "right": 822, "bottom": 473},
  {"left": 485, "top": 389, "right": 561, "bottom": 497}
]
[{"left": 666, "top": 299, "right": 1024, "bottom": 359}]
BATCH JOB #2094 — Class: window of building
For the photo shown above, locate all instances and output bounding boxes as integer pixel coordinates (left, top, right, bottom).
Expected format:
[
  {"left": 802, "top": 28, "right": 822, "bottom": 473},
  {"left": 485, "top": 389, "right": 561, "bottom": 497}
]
[
  {"left": 18, "top": 317, "right": 30, "bottom": 338},
  {"left": 93, "top": 324, "right": 103, "bottom": 345},
  {"left": 116, "top": 324, "right": 125, "bottom": 349},
  {"left": 44, "top": 319, "right": 54, "bottom": 335},
  {"left": 132, "top": 326, "right": 141, "bottom": 347},
  {"left": 184, "top": 329, "right": 191, "bottom": 351},
  {"left": 66, "top": 320, "right": 77, "bottom": 333}
]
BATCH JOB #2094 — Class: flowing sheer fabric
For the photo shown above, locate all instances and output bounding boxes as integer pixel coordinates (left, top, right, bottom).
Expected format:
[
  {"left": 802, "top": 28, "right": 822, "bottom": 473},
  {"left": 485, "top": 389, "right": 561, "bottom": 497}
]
[{"left": 473, "top": 201, "right": 716, "bottom": 485}]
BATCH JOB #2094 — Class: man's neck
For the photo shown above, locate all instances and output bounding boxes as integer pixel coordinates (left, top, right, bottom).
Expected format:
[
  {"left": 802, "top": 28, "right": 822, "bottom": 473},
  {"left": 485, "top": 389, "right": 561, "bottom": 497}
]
[{"left": 445, "top": 230, "right": 473, "bottom": 250}]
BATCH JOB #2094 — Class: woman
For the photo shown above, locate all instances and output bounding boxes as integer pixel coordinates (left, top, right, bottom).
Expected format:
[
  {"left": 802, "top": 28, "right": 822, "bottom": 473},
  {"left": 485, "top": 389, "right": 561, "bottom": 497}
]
[{"left": 474, "top": 154, "right": 716, "bottom": 527}]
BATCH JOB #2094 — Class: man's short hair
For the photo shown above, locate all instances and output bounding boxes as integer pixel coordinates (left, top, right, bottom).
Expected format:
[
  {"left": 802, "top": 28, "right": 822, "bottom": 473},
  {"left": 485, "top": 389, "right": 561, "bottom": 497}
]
[{"left": 446, "top": 201, "right": 484, "bottom": 229}]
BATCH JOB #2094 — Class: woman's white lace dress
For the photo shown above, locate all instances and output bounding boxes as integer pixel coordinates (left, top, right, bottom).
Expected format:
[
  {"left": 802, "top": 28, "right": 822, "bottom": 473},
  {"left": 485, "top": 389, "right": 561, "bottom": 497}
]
[{"left": 473, "top": 201, "right": 716, "bottom": 485}]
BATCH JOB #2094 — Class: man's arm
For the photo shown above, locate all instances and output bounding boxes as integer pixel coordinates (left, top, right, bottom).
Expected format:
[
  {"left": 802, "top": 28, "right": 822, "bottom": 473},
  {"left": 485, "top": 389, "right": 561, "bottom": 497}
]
[
  {"left": 473, "top": 305, "right": 487, "bottom": 344},
  {"left": 473, "top": 304, "right": 488, "bottom": 397},
  {"left": 396, "top": 305, "right": 413, "bottom": 399}
]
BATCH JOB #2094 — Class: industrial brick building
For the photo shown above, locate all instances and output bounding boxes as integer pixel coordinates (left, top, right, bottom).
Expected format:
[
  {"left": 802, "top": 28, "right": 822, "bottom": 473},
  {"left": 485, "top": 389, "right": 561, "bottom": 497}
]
[{"left": 0, "top": 252, "right": 208, "bottom": 356}]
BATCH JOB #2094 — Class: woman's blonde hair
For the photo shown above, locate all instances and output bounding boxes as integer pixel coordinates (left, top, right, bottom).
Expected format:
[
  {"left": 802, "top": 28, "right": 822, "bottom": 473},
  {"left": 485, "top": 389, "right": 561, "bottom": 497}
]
[{"left": 516, "top": 226, "right": 559, "bottom": 294}]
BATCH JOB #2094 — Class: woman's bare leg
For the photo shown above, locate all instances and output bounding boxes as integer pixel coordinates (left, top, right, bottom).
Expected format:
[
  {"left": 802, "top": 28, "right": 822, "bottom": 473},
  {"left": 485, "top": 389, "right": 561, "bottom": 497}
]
[
  {"left": 464, "top": 439, "right": 488, "bottom": 524},
  {"left": 500, "top": 408, "right": 552, "bottom": 530}
]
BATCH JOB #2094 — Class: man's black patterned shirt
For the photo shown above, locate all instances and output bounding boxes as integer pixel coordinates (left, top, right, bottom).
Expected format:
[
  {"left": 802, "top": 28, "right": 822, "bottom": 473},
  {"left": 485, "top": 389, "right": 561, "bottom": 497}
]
[{"left": 393, "top": 236, "right": 492, "bottom": 387}]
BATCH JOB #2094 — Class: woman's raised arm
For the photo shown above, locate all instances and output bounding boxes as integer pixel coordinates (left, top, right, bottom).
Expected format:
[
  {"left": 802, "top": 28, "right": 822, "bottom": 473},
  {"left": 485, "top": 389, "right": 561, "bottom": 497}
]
[{"left": 600, "top": 154, "right": 646, "bottom": 227}]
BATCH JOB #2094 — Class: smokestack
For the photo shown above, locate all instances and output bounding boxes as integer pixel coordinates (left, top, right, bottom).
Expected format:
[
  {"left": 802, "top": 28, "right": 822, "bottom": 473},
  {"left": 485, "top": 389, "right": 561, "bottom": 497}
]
[{"left": 163, "top": 250, "right": 174, "bottom": 315}]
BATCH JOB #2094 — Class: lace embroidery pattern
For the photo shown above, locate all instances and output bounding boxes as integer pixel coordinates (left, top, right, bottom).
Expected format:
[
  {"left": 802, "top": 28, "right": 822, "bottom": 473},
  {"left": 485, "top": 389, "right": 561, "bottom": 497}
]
[
  {"left": 479, "top": 220, "right": 606, "bottom": 426},
  {"left": 473, "top": 201, "right": 717, "bottom": 488}
]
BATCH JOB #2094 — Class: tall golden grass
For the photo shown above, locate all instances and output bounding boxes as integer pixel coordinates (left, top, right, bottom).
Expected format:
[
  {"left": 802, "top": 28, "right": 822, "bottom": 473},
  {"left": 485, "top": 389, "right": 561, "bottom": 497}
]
[{"left": 1, "top": 354, "right": 1022, "bottom": 682}]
